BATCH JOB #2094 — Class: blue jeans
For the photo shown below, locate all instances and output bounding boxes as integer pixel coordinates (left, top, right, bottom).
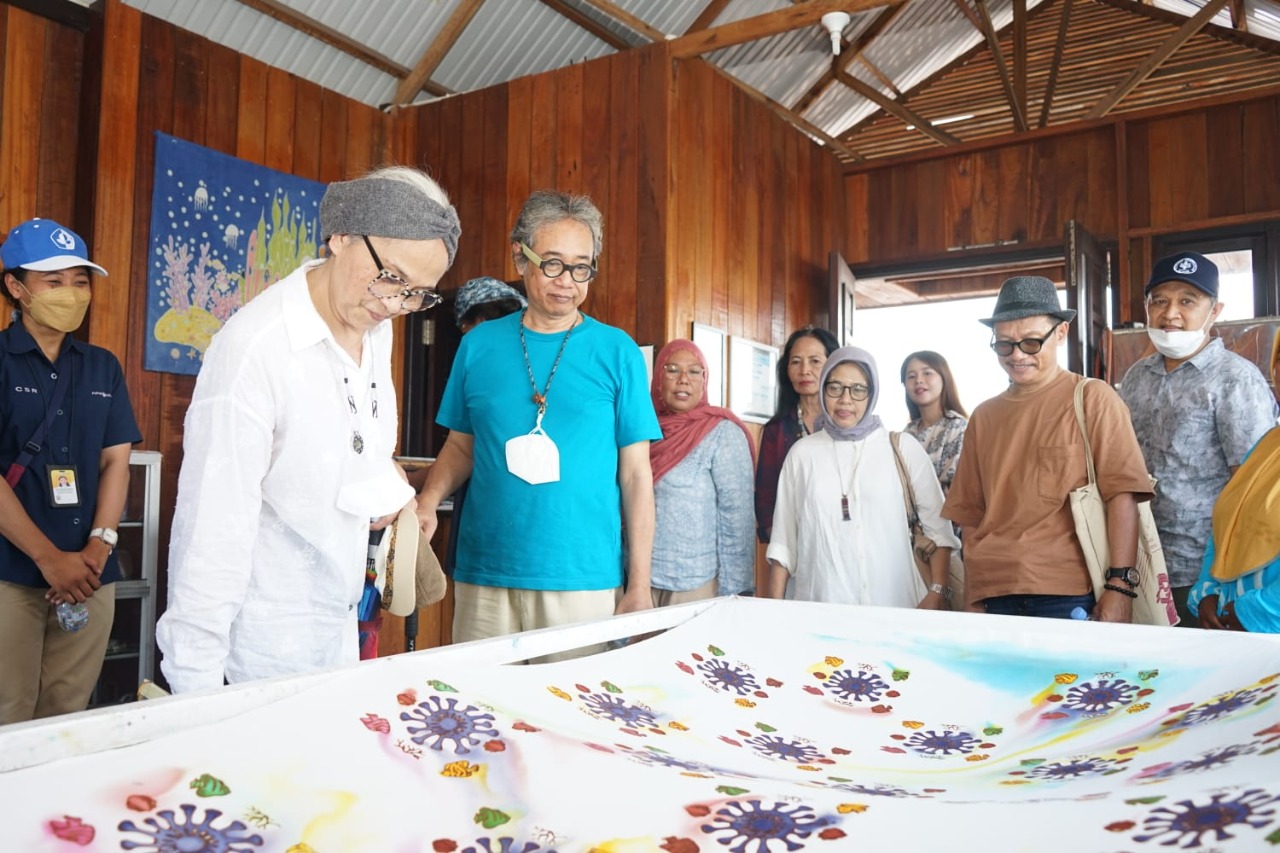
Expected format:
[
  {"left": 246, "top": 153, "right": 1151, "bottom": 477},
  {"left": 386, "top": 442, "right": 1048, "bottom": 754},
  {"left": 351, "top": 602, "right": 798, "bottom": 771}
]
[{"left": 983, "top": 592, "right": 1096, "bottom": 620}]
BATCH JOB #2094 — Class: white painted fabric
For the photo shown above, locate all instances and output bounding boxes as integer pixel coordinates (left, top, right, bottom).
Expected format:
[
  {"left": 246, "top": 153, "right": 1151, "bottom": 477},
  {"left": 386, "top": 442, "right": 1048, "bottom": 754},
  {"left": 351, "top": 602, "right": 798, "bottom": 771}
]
[
  {"left": 158, "top": 262, "right": 409, "bottom": 694},
  {"left": 767, "top": 428, "right": 958, "bottom": 605}
]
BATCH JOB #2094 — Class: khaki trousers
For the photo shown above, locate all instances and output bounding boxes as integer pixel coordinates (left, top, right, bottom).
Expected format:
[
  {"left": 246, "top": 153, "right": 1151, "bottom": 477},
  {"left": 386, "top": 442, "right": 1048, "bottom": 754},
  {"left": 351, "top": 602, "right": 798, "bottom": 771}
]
[
  {"left": 0, "top": 580, "right": 115, "bottom": 725},
  {"left": 452, "top": 582, "right": 618, "bottom": 664},
  {"left": 650, "top": 577, "right": 718, "bottom": 608}
]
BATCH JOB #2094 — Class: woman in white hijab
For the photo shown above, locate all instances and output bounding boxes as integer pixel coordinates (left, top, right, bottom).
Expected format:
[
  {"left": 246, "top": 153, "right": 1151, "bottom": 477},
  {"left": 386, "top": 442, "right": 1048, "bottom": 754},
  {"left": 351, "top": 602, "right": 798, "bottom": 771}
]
[{"left": 764, "top": 346, "right": 958, "bottom": 609}]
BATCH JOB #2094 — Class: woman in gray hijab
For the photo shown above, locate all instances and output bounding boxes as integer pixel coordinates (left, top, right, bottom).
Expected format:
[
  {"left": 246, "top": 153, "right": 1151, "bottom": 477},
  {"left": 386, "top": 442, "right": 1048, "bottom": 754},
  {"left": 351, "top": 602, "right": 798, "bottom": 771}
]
[{"left": 763, "top": 346, "right": 958, "bottom": 608}]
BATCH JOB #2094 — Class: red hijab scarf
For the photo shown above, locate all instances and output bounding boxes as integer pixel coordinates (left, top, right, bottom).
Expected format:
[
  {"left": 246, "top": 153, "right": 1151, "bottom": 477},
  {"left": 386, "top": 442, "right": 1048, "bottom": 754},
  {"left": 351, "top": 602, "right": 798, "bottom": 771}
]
[{"left": 649, "top": 339, "right": 756, "bottom": 483}]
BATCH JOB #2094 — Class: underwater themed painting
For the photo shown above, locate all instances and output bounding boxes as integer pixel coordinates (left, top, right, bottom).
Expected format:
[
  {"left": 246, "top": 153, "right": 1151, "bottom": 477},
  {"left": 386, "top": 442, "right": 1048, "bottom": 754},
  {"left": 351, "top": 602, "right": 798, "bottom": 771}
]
[
  {"left": 2, "top": 597, "right": 1279, "bottom": 851},
  {"left": 143, "top": 132, "right": 325, "bottom": 375}
]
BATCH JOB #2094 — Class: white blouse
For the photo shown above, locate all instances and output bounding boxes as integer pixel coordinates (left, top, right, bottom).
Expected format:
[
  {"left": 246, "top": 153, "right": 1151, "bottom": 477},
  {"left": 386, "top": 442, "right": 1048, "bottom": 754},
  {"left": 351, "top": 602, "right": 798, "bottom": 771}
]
[
  {"left": 158, "top": 262, "right": 411, "bottom": 694},
  {"left": 766, "top": 428, "right": 959, "bottom": 607}
]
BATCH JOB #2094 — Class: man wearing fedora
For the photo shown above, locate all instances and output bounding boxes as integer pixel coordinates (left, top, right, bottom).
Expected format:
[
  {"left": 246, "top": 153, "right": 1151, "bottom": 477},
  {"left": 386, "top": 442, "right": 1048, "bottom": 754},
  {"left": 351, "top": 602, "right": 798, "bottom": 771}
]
[
  {"left": 943, "top": 276, "right": 1152, "bottom": 621},
  {"left": 1119, "top": 251, "right": 1276, "bottom": 627}
]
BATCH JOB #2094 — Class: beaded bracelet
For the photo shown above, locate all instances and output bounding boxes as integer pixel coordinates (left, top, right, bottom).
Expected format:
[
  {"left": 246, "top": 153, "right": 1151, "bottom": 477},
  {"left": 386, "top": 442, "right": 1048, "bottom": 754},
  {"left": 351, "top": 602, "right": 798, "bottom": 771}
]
[{"left": 1103, "top": 582, "right": 1138, "bottom": 599}]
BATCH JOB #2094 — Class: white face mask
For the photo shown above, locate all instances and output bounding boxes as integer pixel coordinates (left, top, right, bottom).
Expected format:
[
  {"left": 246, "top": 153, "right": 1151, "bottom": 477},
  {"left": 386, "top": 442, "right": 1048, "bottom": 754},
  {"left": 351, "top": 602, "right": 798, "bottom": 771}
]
[{"left": 1147, "top": 321, "right": 1208, "bottom": 360}]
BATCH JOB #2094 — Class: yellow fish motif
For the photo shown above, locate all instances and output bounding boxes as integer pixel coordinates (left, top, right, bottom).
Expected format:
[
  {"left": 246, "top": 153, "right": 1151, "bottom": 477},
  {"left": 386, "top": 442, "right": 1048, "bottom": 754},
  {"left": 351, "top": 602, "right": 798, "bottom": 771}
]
[
  {"left": 734, "top": 698, "right": 756, "bottom": 708},
  {"left": 824, "top": 656, "right": 844, "bottom": 668},
  {"left": 902, "top": 720, "right": 924, "bottom": 729},
  {"left": 1054, "top": 673, "right": 1078, "bottom": 685},
  {"left": 797, "top": 765, "right": 821, "bottom": 772},
  {"left": 965, "top": 754, "right": 990, "bottom": 762},
  {"left": 547, "top": 686, "right": 571, "bottom": 701},
  {"left": 1127, "top": 702, "right": 1151, "bottom": 714},
  {"left": 668, "top": 721, "right": 689, "bottom": 731},
  {"left": 441, "top": 760, "right": 481, "bottom": 777},
  {"left": 837, "top": 803, "right": 868, "bottom": 814}
]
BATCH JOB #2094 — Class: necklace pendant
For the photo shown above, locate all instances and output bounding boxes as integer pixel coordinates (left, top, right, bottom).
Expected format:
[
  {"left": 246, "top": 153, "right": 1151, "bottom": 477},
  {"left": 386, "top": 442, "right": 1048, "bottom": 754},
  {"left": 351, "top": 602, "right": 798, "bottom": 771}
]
[
  {"left": 840, "top": 496, "right": 851, "bottom": 521},
  {"left": 532, "top": 392, "right": 545, "bottom": 406},
  {"left": 351, "top": 431, "right": 365, "bottom": 454}
]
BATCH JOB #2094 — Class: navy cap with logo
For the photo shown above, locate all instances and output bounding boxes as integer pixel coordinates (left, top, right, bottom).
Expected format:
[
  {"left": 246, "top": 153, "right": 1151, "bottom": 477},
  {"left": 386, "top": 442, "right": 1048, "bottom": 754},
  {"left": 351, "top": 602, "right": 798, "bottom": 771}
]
[
  {"left": 1145, "top": 251, "right": 1216, "bottom": 299},
  {"left": 1, "top": 218, "right": 108, "bottom": 277}
]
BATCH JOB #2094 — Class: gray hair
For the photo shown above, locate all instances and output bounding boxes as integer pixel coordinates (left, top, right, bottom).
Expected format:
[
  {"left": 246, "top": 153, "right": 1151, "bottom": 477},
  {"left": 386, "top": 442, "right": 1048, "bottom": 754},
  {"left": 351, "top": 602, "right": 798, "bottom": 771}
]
[{"left": 509, "top": 190, "right": 603, "bottom": 259}]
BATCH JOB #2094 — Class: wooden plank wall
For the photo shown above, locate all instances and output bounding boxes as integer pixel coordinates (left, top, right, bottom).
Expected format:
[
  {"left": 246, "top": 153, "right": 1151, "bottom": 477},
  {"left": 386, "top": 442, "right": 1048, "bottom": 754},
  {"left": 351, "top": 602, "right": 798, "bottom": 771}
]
[{"left": 0, "top": 4, "right": 86, "bottom": 330}]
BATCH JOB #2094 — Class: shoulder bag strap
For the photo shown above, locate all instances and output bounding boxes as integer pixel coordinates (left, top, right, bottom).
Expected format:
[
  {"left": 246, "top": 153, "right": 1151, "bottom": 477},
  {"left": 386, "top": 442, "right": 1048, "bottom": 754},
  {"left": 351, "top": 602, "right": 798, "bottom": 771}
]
[
  {"left": 3, "top": 367, "right": 72, "bottom": 488},
  {"left": 1072, "top": 377, "right": 1099, "bottom": 487},
  {"left": 890, "top": 432, "right": 922, "bottom": 526}
]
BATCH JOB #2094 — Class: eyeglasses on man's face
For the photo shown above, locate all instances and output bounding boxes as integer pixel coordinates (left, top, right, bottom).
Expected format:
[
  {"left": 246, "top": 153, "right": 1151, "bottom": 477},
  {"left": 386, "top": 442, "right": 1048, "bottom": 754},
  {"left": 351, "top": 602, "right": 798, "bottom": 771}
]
[
  {"left": 662, "top": 363, "right": 705, "bottom": 380},
  {"left": 823, "top": 381, "right": 870, "bottom": 401},
  {"left": 362, "top": 235, "right": 441, "bottom": 313},
  {"left": 990, "top": 321, "right": 1061, "bottom": 357},
  {"left": 520, "top": 242, "right": 597, "bottom": 284}
]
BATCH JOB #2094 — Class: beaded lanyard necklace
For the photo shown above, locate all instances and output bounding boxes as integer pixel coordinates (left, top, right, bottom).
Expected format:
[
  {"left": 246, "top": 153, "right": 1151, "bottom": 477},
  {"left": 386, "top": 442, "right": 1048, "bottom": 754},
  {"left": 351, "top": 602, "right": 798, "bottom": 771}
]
[
  {"left": 333, "top": 335, "right": 378, "bottom": 454},
  {"left": 518, "top": 309, "right": 579, "bottom": 416}
]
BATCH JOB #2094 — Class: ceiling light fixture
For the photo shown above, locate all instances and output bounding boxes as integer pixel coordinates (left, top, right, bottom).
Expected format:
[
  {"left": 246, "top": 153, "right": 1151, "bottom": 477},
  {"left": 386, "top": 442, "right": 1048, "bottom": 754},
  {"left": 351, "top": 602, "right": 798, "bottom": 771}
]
[{"left": 821, "top": 12, "right": 851, "bottom": 56}]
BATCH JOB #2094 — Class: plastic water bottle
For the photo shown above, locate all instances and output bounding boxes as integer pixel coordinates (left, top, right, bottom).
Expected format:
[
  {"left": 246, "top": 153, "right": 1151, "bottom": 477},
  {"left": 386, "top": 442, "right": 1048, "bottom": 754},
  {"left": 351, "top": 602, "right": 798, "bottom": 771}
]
[
  {"left": 56, "top": 601, "right": 89, "bottom": 633},
  {"left": 1070, "top": 606, "right": 1094, "bottom": 622}
]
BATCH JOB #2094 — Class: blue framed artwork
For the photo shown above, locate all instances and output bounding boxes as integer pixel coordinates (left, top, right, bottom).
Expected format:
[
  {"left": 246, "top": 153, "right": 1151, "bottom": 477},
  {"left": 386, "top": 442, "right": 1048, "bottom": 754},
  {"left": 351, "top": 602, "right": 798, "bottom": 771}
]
[{"left": 144, "top": 132, "right": 326, "bottom": 375}]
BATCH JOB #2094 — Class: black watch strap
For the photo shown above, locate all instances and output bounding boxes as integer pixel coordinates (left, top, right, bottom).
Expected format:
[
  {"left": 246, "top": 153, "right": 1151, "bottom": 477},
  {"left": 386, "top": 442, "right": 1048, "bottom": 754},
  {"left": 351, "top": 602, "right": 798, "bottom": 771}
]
[{"left": 1106, "top": 567, "right": 1139, "bottom": 587}]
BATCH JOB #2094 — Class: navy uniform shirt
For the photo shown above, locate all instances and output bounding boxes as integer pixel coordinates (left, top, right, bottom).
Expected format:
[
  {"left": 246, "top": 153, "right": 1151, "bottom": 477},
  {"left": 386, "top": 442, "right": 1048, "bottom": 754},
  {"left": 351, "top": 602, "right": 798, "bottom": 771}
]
[{"left": 0, "top": 320, "right": 142, "bottom": 588}]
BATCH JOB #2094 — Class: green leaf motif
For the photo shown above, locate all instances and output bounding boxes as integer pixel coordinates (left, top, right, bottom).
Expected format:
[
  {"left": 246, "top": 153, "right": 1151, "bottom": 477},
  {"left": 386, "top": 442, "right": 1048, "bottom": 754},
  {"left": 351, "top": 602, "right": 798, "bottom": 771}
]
[
  {"left": 601, "top": 680, "right": 623, "bottom": 694},
  {"left": 708, "top": 645, "right": 725, "bottom": 656},
  {"left": 474, "top": 807, "right": 511, "bottom": 829},
  {"left": 427, "top": 680, "right": 457, "bottom": 692},
  {"left": 716, "top": 786, "right": 749, "bottom": 796},
  {"left": 755, "top": 722, "right": 776, "bottom": 733}
]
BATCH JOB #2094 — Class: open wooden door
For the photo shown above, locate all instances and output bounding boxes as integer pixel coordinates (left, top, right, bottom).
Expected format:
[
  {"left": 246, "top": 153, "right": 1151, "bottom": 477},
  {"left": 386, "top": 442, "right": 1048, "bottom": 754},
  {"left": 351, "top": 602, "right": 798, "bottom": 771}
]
[
  {"left": 829, "top": 251, "right": 857, "bottom": 347},
  {"left": 1064, "top": 221, "right": 1113, "bottom": 377}
]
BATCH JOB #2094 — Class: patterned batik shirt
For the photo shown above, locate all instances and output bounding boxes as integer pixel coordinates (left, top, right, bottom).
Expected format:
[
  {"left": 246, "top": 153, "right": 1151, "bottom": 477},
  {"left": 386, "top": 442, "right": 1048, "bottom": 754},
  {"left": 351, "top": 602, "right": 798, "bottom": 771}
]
[
  {"left": 903, "top": 410, "right": 968, "bottom": 495},
  {"left": 1119, "top": 338, "right": 1278, "bottom": 587}
]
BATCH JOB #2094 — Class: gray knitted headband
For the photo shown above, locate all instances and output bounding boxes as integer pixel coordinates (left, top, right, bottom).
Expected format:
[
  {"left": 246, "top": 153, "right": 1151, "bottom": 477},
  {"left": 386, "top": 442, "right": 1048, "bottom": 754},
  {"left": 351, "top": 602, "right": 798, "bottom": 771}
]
[{"left": 320, "top": 177, "right": 461, "bottom": 266}]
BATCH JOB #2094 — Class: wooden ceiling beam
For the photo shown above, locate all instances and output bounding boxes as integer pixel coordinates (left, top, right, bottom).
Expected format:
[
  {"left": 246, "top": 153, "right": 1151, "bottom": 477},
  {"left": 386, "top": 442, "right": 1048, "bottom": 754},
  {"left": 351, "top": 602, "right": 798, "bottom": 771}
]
[
  {"left": 857, "top": 55, "right": 902, "bottom": 98},
  {"left": 1039, "top": 0, "right": 1073, "bottom": 128},
  {"left": 392, "top": 0, "right": 484, "bottom": 106},
  {"left": 576, "top": 0, "right": 666, "bottom": 42},
  {"left": 973, "top": 0, "right": 1029, "bottom": 131},
  {"left": 232, "top": 0, "right": 448, "bottom": 97},
  {"left": 834, "top": 67, "right": 960, "bottom": 145},
  {"left": 538, "top": 0, "right": 633, "bottom": 49},
  {"left": 1228, "top": 0, "right": 1248, "bottom": 32},
  {"left": 669, "top": 0, "right": 895, "bottom": 59},
  {"left": 948, "top": 0, "right": 985, "bottom": 32},
  {"left": 710, "top": 66, "right": 866, "bottom": 162},
  {"left": 1092, "top": 0, "right": 1279, "bottom": 55},
  {"left": 684, "top": 0, "right": 733, "bottom": 34},
  {"left": 1013, "top": 0, "right": 1028, "bottom": 122},
  {"left": 791, "top": 2, "right": 908, "bottom": 115},
  {"left": 1084, "top": 0, "right": 1230, "bottom": 119}
]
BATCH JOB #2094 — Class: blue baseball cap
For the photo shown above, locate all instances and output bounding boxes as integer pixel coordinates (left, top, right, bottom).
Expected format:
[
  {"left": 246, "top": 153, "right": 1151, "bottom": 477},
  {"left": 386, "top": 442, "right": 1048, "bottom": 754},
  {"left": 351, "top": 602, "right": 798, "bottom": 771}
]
[
  {"left": 1, "top": 218, "right": 108, "bottom": 276},
  {"left": 1145, "top": 251, "right": 1216, "bottom": 298}
]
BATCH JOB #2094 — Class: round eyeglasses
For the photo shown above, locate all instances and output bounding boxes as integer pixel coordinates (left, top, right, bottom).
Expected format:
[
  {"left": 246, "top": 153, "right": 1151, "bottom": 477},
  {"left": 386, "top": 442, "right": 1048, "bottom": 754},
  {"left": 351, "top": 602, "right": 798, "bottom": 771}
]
[
  {"left": 990, "top": 321, "right": 1061, "bottom": 357},
  {"left": 662, "top": 363, "right": 705, "bottom": 379},
  {"left": 520, "top": 242, "right": 597, "bottom": 284},
  {"left": 823, "top": 381, "right": 870, "bottom": 401},
  {"left": 362, "top": 235, "right": 441, "bottom": 313}
]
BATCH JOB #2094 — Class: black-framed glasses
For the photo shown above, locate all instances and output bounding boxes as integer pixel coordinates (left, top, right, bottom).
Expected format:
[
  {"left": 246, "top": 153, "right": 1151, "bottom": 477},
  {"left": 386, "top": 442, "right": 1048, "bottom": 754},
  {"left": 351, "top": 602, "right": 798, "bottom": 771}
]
[
  {"left": 990, "top": 321, "right": 1061, "bottom": 357},
  {"left": 823, "top": 381, "right": 870, "bottom": 401},
  {"left": 662, "top": 363, "right": 706, "bottom": 379},
  {"left": 362, "top": 235, "right": 441, "bottom": 313},
  {"left": 520, "top": 242, "right": 597, "bottom": 284}
]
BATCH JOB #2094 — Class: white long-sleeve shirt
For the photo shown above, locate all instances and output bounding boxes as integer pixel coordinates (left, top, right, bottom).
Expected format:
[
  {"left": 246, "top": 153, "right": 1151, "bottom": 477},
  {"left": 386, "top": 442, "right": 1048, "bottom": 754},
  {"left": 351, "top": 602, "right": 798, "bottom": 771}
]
[
  {"left": 767, "top": 428, "right": 959, "bottom": 606},
  {"left": 158, "top": 262, "right": 411, "bottom": 693}
]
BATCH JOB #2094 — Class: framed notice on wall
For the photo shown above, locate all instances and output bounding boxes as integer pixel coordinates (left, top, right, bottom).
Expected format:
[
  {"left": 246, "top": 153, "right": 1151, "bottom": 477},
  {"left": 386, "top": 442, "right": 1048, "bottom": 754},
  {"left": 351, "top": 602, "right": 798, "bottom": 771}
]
[
  {"left": 691, "top": 323, "right": 727, "bottom": 408},
  {"left": 727, "top": 336, "right": 779, "bottom": 424}
]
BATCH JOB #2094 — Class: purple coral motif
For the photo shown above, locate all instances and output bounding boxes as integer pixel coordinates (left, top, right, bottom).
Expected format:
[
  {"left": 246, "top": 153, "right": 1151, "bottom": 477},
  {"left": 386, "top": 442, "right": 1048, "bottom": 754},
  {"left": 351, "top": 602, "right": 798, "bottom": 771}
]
[
  {"left": 119, "top": 803, "right": 264, "bottom": 852},
  {"left": 461, "top": 840, "right": 553, "bottom": 853},
  {"left": 697, "top": 659, "right": 760, "bottom": 696},
  {"left": 580, "top": 692, "right": 657, "bottom": 728},
  {"left": 1133, "top": 788, "right": 1279, "bottom": 848},
  {"left": 701, "top": 799, "right": 831, "bottom": 853},
  {"left": 745, "top": 734, "right": 824, "bottom": 764},
  {"left": 1180, "top": 689, "right": 1263, "bottom": 727},
  {"left": 830, "top": 782, "right": 916, "bottom": 798},
  {"left": 625, "top": 747, "right": 720, "bottom": 774},
  {"left": 1144, "top": 743, "right": 1261, "bottom": 780},
  {"left": 1025, "top": 757, "right": 1116, "bottom": 780},
  {"left": 1062, "top": 679, "right": 1137, "bottom": 714},
  {"left": 400, "top": 695, "right": 497, "bottom": 754},
  {"left": 823, "top": 669, "right": 890, "bottom": 703},
  {"left": 905, "top": 729, "right": 981, "bottom": 756}
]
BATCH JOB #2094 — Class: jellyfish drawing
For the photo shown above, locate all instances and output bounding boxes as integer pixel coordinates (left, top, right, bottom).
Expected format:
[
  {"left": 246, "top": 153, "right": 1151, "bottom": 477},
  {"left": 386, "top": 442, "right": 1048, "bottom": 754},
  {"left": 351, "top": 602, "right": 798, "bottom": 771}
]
[
  {"left": 194, "top": 180, "right": 210, "bottom": 211},
  {"left": 224, "top": 223, "right": 241, "bottom": 249}
]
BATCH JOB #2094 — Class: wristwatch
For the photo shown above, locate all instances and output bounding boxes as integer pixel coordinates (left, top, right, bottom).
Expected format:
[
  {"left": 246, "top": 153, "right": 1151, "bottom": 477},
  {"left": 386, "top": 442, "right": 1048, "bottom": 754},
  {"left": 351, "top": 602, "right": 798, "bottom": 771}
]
[
  {"left": 1105, "top": 567, "right": 1140, "bottom": 587},
  {"left": 89, "top": 527, "right": 118, "bottom": 550},
  {"left": 928, "top": 583, "right": 952, "bottom": 600}
]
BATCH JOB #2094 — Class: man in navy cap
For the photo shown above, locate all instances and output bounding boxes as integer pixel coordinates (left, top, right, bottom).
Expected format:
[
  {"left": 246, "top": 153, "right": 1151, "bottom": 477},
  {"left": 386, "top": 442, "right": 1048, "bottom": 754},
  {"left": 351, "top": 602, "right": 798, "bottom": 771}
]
[
  {"left": 944, "top": 275, "right": 1152, "bottom": 622},
  {"left": 0, "top": 218, "right": 141, "bottom": 723},
  {"left": 1119, "top": 251, "right": 1277, "bottom": 627}
]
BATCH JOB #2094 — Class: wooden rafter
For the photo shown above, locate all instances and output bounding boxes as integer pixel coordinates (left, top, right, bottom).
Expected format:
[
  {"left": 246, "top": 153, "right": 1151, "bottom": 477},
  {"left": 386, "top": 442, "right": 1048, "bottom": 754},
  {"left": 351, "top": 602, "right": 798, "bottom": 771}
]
[
  {"left": 1013, "top": 0, "right": 1027, "bottom": 122},
  {"left": 1039, "top": 0, "right": 1073, "bottom": 128},
  {"left": 577, "top": 0, "right": 666, "bottom": 42},
  {"left": 857, "top": 56, "right": 902, "bottom": 98},
  {"left": 669, "top": 0, "right": 895, "bottom": 60},
  {"left": 232, "top": 0, "right": 448, "bottom": 97},
  {"left": 391, "top": 0, "right": 484, "bottom": 106},
  {"left": 1084, "top": 0, "right": 1230, "bottom": 119},
  {"left": 1229, "top": 0, "right": 1248, "bottom": 32},
  {"left": 538, "top": 0, "right": 632, "bottom": 49},
  {"left": 1093, "top": 0, "right": 1279, "bottom": 55},
  {"left": 834, "top": 66, "right": 960, "bottom": 145},
  {"left": 685, "top": 0, "right": 733, "bottom": 34},
  {"left": 792, "top": 3, "right": 908, "bottom": 116},
  {"left": 709, "top": 65, "right": 865, "bottom": 162},
  {"left": 973, "top": 0, "right": 1029, "bottom": 131},
  {"left": 948, "top": 0, "right": 984, "bottom": 32}
]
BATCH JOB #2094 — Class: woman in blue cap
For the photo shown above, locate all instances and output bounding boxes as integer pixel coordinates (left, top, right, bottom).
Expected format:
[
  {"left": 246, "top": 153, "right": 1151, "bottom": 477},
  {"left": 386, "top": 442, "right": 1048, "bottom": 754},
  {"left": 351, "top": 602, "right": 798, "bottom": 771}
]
[{"left": 0, "top": 218, "right": 141, "bottom": 724}]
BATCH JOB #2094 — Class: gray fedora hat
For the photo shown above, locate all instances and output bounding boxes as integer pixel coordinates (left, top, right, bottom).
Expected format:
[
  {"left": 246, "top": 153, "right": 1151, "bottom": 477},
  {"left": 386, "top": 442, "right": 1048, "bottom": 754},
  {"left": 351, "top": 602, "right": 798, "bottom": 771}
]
[{"left": 980, "top": 276, "right": 1076, "bottom": 327}]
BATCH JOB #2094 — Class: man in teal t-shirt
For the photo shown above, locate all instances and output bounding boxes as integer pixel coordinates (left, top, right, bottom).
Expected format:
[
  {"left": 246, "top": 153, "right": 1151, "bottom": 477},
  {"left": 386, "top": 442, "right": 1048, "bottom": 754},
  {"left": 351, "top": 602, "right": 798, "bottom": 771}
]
[{"left": 415, "top": 191, "right": 661, "bottom": 661}]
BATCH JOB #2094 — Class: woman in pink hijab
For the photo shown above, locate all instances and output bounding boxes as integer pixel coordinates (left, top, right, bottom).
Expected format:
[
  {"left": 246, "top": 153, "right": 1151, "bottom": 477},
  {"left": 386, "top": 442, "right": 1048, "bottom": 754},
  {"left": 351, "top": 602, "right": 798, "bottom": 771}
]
[{"left": 647, "top": 339, "right": 757, "bottom": 605}]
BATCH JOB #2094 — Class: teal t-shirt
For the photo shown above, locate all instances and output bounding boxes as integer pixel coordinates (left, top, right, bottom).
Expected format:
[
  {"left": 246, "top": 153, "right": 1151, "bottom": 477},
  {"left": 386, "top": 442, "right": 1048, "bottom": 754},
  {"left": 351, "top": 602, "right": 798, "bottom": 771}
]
[{"left": 437, "top": 312, "right": 661, "bottom": 590}]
